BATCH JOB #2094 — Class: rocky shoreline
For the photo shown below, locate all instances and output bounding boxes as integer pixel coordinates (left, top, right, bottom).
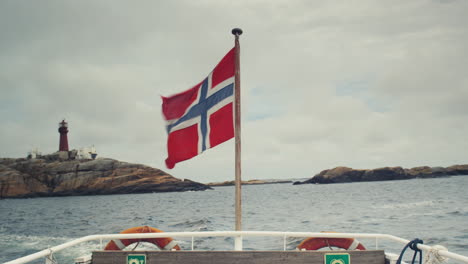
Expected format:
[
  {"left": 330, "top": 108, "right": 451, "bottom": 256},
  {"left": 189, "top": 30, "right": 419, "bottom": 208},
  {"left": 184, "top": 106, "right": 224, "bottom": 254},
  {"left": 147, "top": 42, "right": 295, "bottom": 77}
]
[
  {"left": 294, "top": 165, "right": 468, "bottom": 185},
  {"left": 207, "top": 179, "right": 292, "bottom": 187},
  {"left": 0, "top": 155, "right": 210, "bottom": 198},
  {"left": 2, "top": 153, "right": 466, "bottom": 198}
]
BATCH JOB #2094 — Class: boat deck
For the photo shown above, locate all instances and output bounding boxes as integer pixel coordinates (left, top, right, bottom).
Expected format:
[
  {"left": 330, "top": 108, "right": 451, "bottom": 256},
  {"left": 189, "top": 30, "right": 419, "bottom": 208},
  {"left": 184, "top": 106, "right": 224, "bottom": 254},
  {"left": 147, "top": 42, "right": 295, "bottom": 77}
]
[
  {"left": 92, "top": 250, "right": 385, "bottom": 264},
  {"left": 5, "top": 231, "right": 468, "bottom": 264}
]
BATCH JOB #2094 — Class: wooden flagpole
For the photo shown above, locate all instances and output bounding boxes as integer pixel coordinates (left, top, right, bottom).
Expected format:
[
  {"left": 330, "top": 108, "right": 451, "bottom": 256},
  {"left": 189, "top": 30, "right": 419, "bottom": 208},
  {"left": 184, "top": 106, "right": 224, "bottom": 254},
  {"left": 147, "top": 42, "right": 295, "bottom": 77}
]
[{"left": 232, "top": 28, "right": 243, "bottom": 248}]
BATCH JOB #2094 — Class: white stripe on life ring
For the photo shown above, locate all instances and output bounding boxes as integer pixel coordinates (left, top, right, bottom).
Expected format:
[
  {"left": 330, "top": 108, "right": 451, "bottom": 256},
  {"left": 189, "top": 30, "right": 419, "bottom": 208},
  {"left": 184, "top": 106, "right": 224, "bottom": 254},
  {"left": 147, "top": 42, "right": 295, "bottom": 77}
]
[
  {"left": 347, "top": 239, "right": 360, "bottom": 250},
  {"left": 113, "top": 239, "right": 126, "bottom": 250},
  {"left": 163, "top": 240, "right": 179, "bottom": 250}
]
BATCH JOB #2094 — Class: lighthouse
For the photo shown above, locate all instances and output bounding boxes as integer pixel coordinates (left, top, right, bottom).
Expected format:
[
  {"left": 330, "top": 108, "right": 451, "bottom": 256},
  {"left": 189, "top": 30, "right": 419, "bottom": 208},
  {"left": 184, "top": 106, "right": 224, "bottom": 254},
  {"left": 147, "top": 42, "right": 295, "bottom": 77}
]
[{"left": 58, "top": 119, "right": 69, "bottom": 151}]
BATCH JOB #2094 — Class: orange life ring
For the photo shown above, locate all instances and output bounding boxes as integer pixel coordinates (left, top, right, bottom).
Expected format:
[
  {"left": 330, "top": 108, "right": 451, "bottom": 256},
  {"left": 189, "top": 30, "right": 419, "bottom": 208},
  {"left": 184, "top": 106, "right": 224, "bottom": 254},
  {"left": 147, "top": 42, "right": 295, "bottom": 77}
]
[
  {"left": 297, "top": 236, "right": 366, "bottom": 251},
  {"left": 104, "top": 226, "right": 181, "bottom": 251}
]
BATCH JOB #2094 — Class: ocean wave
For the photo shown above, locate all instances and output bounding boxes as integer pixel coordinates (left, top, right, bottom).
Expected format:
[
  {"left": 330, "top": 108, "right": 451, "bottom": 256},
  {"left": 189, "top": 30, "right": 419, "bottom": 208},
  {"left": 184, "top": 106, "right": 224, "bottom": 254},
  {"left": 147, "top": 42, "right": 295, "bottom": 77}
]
[
  {"left": 378, "top": 200, "right": 434, "bottom": 209},
  {"left": 169, "top": 218, "right": 212, "bottom": 231},
  {"left": 447, "top": 210, "right": 468, "bottom": 216},
  {"left": 0, "top": 234, "right": 100, "bottom": 264},
  {"left": 0, "top": 234, "right": 71, "bottom": 245},
  {"left": 424, "top": 237, "right": 449, "bottom": 245}
]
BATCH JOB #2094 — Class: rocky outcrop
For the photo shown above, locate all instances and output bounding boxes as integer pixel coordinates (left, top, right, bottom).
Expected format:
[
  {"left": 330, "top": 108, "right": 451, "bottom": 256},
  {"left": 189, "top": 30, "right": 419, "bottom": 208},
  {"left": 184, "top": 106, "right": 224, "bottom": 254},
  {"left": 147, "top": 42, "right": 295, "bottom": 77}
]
[
  {"left": 445, "top": 165, "right": 468, "bottom": 175},
  {"left": 294, "top": 164, "right": 468, "bottom": 185},
  {"left": 207, "top": 179, "right": 292, "bottom": 187},
  {"left": 0, "top": 156, "right": 210, "bottom": 198}
]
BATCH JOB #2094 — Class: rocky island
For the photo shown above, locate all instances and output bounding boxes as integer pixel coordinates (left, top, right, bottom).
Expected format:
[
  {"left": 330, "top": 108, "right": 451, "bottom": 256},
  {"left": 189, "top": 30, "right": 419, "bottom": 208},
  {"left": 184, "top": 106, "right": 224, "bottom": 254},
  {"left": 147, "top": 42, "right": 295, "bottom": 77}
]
[
  {"left": 294, "top": 165, "right": 468, "bottom": 185},
  {"left": 207, "top": 179, "right": 292, "bottom": 187},
  {"left": 0, "top": 154, "right": 210, "bottom": 198}
]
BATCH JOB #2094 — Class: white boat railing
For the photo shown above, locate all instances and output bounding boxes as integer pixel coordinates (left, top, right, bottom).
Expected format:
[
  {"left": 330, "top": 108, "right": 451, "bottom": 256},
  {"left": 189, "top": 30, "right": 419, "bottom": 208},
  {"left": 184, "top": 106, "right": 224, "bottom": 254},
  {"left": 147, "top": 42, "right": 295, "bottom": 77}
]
[{"left": 4, "top": 231, "right": 468, "bottom": 264}]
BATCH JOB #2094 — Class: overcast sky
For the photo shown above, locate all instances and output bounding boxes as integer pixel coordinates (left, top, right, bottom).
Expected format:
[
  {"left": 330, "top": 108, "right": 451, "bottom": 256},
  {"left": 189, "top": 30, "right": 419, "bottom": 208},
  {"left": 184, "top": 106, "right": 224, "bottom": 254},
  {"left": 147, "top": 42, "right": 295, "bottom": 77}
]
[{"left": 1, "top": 0, "right": 467, "bottom": 183}]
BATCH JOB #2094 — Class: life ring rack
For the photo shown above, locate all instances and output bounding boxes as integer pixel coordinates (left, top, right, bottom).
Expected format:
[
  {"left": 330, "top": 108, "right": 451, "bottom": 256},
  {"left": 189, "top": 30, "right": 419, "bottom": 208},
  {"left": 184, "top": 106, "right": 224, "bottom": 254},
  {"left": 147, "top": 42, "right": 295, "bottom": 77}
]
[
  {"left": 104, "top": 226, "right": 181, "bottom": 251},
  {"left": 297, "top": 233, "right": 366, "bottom": 251}
]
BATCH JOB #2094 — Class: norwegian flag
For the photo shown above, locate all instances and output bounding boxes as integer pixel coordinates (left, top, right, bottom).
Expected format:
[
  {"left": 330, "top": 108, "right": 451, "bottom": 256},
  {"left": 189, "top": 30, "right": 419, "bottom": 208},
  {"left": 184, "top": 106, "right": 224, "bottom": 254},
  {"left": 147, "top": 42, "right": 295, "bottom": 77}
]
[{"left": 162, "top": 48, "right": 235, "bottom": 169}]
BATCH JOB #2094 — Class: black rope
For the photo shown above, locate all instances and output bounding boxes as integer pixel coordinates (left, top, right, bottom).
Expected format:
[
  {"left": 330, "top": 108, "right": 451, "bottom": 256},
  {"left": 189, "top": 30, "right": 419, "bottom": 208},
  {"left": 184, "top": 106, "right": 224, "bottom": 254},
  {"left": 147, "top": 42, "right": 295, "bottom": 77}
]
[{"left": 397, "top": 238, "right": 424, "bottom": 264}]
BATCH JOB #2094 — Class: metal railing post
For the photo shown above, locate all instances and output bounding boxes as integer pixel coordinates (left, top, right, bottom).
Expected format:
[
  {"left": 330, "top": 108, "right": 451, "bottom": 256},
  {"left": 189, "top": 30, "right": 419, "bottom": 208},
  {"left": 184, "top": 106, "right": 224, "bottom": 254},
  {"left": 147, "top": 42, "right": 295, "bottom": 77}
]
[{"left": 235, "top": 235, "right": 243, "bottom": 251}]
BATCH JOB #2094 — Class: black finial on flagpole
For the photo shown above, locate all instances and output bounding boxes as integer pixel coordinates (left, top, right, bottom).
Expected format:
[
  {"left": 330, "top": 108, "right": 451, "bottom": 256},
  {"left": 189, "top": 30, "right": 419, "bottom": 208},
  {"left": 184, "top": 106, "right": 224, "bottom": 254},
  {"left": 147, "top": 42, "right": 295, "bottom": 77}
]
[{"left": 232, "top": 28, "right": 243, "bottom": 36}]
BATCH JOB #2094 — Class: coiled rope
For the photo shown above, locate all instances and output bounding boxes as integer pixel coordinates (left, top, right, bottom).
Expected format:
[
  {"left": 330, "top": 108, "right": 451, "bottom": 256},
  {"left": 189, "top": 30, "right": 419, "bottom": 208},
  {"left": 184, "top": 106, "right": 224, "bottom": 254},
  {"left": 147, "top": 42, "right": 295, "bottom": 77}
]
[
  {"left": 424, "top": 245, "right": 448, "bottom": 264},
  {"left": 45, "top": 249, "right": 58, "bottom": 264},
  {"left": 397, "top": 238, "right": 424, "bottom": 264}
]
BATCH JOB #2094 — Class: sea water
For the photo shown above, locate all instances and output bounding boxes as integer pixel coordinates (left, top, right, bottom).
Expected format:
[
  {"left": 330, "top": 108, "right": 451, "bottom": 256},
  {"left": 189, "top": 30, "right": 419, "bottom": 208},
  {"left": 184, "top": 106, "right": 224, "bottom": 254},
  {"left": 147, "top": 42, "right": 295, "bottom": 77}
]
[{"left": 1, "top": 176, "right": 467, "bottom": 263}]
